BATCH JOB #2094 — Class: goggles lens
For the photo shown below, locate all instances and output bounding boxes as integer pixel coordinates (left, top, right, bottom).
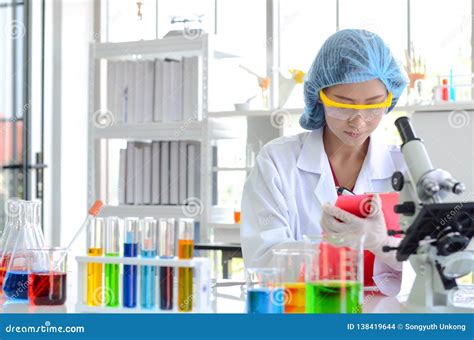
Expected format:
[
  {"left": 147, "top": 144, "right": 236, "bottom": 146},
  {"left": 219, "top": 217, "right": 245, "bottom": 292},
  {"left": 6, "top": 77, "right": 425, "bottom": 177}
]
[{"left": 323, "top": 106, "right": 387, "bottom": 121}]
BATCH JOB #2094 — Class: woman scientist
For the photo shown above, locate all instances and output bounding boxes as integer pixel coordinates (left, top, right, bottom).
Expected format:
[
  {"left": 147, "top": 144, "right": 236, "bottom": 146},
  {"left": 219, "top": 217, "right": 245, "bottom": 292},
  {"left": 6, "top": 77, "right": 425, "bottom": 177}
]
[{"left": 240, "top": 29, "right": 408, "bottom": 296}]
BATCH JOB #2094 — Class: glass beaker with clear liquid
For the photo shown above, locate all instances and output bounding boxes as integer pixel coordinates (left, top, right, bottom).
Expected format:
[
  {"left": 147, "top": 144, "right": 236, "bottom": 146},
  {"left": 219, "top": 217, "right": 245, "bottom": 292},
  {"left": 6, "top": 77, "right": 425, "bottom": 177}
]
[
  {"left": 246, "top": 267, "right": 284, "bottom": 314},
  {"left": 304, "top": 234, "right": 364, "bottom": 314}
]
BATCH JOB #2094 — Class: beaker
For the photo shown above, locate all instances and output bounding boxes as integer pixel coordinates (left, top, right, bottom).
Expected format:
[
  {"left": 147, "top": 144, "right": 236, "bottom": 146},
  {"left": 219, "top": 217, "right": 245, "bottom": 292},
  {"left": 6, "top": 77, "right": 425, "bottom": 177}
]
[
  {"left": 303, "top": 234, "right": 364, "bottom": 314},
  {"left": 246, "top": 267, "right": 284, "bottom": 314},
  {"left": 28, "top": 247, "right": 67, "bottom": 306},
  {"left": 3, "top": 201, "right": 46, "bottom": 301},
  {"left": 272, "top": 248, "right": 314, "bottom": 313}
]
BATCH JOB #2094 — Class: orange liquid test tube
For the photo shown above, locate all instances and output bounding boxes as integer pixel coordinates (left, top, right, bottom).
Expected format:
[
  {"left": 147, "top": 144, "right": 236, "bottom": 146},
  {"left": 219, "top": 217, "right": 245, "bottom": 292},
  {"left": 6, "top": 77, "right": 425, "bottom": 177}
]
[
  {"left": 178, "top": 218, "right": 194, "bottom": 312},
  {"left": 87, "top": 217, "right": 104, "bottom": 306}
]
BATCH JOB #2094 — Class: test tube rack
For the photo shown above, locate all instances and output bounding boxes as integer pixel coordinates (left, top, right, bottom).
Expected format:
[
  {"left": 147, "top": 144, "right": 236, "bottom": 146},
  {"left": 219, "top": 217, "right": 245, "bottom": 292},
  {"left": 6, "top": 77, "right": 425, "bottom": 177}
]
[{"left": 75, "top": 255, "right": 211, "bottom": 313}]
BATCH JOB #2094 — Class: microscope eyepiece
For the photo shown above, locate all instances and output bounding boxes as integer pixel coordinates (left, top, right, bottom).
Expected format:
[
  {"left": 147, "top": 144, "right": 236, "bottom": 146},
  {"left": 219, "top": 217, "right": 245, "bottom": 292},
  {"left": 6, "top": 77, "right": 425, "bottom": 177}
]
[{"left": 395, "top": 117, "right": 420, "bottom": 144}]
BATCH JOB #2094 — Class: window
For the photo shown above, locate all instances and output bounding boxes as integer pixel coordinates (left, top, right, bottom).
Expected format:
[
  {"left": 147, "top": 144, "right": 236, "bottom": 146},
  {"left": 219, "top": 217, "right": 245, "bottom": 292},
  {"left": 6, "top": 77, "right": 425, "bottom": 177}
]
[
  {"left": 280, "top": 0, "right": 337, "bottom": 109},
  {"left": 339, "top": 0, "right": 408, "bottom": 62},
  {"left": 411, "top": 0, "right": 472, "bottom": 101},
  {"left": 106, "top": 0, "right": 157, "bottom": 42}
]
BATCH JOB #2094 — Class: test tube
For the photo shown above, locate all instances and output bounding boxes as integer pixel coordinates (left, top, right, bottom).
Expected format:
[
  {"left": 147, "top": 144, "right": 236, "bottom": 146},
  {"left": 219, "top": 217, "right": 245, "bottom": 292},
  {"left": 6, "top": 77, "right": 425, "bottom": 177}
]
[
  {"left": 105, "top": 216, "right": 120, "bottom": 307},
  {"left": 178, "top": 218, "right": 194, "bottom": 312},
  {"left": 158, "top": 218, "right": 175, "bottom": 310},
  {"left": 87, "top": 217, "right": 104, "bottom": 306},
  {"left": 123, "top": 217, "right": 139, "bottom": 308},
  {"left": 140, "top": 217, "right": 157, "bottom": 309}
]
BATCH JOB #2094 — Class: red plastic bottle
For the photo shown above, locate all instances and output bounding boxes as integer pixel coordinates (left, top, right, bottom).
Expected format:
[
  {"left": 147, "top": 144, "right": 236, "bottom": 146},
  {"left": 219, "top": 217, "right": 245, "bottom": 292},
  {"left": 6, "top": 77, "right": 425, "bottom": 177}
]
[{"left": 441, "top": 79, "right": 449, "bottom": 101}]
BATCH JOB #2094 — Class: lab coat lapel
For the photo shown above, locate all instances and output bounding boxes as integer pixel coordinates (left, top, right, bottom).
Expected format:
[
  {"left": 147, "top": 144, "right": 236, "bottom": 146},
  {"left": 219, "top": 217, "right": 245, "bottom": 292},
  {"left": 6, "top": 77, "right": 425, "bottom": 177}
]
[
  {"left": 296, "top": 129, "right": 338, "bottom": 206},
  {"left": 353, "top": 127, "right": 396, "bottom": 194},
  {"left": 313, "top": 169, "right": 338, "bottom": 205}
]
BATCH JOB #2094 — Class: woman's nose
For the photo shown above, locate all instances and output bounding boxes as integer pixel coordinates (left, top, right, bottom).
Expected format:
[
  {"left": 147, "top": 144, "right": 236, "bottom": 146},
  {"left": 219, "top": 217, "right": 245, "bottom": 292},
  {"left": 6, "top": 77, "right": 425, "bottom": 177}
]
[{"left": 348, "top": 114, "right": 366, "bottom": 129}]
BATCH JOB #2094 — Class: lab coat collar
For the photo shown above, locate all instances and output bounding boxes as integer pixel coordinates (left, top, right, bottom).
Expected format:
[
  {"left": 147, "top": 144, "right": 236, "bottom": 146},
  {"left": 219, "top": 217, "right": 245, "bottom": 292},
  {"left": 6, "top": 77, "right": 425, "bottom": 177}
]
[
  {"left": 296, "top": 127, "right": 396, "bottom": 179},
  {"left": 296, "top": 128, "right": 326, "bottom": 174},
  {"left": 297, "top": 126, "right": 396, "bottom": 205}
]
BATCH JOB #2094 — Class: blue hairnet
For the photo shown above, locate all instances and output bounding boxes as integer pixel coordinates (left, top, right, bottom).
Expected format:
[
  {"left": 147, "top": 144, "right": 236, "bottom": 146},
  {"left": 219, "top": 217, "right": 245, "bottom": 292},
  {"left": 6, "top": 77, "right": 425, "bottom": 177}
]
[{"left": 300, "top": 29, "right": 408, "bottom": 130}]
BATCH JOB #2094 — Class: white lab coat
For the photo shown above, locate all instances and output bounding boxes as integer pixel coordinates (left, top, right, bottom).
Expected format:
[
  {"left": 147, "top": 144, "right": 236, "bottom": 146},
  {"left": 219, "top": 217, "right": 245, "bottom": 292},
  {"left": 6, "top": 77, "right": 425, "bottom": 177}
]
[{"left": 241, "top": 127, "right": 406, "bottom": 296}]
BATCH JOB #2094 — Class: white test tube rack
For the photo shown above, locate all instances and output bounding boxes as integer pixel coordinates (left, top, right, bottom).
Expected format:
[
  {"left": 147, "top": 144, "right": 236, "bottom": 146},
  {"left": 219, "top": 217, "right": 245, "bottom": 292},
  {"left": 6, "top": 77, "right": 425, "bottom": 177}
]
[{"left": 75, "top": 255, "right": 211, "bottom": 313}]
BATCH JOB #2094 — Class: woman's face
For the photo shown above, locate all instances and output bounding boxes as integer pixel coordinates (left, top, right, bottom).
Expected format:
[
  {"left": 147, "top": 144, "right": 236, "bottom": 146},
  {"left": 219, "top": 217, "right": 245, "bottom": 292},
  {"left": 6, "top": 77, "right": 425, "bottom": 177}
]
[{"left": 323, "top": 79, "right": 387, "bottom": 147}]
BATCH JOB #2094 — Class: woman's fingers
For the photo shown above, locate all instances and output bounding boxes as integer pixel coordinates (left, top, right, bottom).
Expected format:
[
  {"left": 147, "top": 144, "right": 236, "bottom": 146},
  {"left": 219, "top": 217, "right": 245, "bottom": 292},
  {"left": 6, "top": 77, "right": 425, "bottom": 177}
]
[
  {"left": 321, "top": 214, "right": 344, "bottom": 233},
  {"left": 322, "top": 202, "right": 358, "bottom": 223}
]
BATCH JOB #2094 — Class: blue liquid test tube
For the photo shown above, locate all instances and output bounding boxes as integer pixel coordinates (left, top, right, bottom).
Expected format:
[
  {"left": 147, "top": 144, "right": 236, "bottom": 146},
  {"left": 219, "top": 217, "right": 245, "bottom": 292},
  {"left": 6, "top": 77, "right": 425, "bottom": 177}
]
[
  {"left": 158, "top": 218, "right": 175, "bottom": 310},
  {"left": 140, "top": 217, "right": 158, "bottom": 309},
  {"left": 123, "top": 217, "right": 139, "bottom": 308}
]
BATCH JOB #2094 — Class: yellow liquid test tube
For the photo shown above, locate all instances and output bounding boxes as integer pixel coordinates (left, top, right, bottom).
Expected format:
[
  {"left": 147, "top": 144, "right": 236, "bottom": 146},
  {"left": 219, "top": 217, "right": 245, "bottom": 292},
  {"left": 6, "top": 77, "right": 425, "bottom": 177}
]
[
  {"left": 178, "top": 218, "right": 194, "bottom": 312},
  {"left": 87, "top": 217, "right": 104, "bottom": 306}
]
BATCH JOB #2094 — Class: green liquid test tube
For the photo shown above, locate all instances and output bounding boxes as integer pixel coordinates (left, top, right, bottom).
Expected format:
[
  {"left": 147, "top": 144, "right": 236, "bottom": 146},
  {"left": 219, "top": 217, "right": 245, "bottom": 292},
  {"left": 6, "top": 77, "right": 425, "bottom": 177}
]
[{"left": 105, "top": 216, "right": 120, "bottom": 307}]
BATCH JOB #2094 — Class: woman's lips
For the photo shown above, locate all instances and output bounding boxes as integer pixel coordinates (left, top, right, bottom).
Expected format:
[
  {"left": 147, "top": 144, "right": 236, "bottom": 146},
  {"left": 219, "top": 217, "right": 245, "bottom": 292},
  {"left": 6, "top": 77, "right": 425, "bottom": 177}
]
[{"left": 344, "top": 131, "right": 363, "bottom": 139}]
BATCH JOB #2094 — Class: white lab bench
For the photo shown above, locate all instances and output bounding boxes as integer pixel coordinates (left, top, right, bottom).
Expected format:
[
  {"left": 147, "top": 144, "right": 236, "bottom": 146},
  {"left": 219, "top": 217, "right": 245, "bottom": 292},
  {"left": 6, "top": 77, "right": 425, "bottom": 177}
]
[{"left": 0, "top": 277, "right": 408, "bottom": 314}]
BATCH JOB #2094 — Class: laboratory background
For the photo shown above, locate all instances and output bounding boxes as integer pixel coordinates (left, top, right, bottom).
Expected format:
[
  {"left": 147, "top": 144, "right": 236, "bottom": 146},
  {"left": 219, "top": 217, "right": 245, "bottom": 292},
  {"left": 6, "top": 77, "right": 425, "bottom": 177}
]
[{"left": 0, "top": 0, "right": 473, "bottom": 315}]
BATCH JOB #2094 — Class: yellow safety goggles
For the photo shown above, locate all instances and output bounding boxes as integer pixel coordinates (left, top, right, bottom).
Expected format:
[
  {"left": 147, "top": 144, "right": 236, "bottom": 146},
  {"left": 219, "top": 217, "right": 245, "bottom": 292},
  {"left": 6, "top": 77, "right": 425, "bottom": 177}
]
[{"left": 319, "top": 90, "right": 393, "bottom": 121}]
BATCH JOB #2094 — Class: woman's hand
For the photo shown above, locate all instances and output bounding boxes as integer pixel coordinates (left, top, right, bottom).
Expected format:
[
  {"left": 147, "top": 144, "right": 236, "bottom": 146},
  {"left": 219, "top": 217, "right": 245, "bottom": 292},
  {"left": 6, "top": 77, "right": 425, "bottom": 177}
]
[{"left": 320, "top": 194, "right": 402, "bottom": 270}]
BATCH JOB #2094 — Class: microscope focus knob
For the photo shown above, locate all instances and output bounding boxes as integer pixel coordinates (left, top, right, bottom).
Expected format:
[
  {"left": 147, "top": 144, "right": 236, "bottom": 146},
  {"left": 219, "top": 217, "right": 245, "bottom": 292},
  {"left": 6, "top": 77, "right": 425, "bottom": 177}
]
[
  {"left": 394, "top": 202, "right": 416, "bottom": 216},
  {"left": 391, "top": 171, "right": 404, "bottom": 191}
]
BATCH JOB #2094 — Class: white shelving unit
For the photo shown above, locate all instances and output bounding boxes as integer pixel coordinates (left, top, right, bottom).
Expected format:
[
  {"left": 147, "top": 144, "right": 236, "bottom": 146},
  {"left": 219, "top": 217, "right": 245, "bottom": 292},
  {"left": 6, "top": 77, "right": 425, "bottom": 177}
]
[{"left": 87, "top": 34, "right": 238, "bottom": 242}]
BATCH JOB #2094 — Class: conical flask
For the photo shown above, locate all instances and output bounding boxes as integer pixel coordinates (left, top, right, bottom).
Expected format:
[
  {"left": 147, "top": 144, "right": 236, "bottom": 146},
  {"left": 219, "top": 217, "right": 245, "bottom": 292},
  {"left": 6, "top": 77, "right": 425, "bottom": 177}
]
[
  {"left": 30, "top": 200, "right": 46, "bottom": 249},
  {"left": 3, "top": 201, "right": 46, "bottom": 300},
  {"left": 0, "top": 198, "right": 22, "bottom": 295}
]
